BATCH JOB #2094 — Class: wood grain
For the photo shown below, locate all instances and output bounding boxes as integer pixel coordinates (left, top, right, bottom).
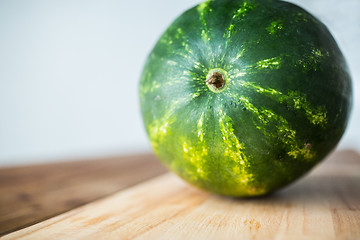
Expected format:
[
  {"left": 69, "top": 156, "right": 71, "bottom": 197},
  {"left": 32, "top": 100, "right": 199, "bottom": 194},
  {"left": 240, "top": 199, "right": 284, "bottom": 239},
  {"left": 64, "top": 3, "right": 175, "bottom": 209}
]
[
  {"left": 2, "top": 150, "right": 359, "bottom": 240},
  {"left": 0, "top": 154, "right": 167, "bottom": 235}
]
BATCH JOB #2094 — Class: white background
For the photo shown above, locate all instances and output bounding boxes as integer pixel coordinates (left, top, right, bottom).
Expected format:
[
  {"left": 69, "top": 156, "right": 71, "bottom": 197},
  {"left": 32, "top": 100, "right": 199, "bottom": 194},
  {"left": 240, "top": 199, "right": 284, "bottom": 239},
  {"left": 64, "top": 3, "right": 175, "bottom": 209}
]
[{"left": 0, "top": 0, "right": 359, "bottom": 166}]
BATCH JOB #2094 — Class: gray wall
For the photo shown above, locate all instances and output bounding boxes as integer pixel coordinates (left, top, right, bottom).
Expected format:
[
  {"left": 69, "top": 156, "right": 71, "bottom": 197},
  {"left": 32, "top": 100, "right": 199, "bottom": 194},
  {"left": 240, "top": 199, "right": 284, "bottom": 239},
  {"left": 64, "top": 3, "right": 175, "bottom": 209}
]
[{"left": 0, "top": 0, "right": 359, "bottom": 166}]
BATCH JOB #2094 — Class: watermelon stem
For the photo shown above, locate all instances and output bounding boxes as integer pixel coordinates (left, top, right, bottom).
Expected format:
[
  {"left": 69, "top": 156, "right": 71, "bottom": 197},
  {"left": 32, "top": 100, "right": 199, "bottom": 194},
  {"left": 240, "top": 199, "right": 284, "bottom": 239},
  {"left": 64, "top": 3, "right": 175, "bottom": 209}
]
[{"left": 205, "top": 68, "right": 227, "bottom": 93}]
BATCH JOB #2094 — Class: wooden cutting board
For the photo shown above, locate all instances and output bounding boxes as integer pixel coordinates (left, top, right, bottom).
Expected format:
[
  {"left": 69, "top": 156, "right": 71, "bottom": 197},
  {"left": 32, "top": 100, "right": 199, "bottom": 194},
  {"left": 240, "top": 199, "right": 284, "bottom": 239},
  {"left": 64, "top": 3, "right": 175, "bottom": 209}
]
[{"left": 1, "top": 150, "right": 360, "bottom": 240}]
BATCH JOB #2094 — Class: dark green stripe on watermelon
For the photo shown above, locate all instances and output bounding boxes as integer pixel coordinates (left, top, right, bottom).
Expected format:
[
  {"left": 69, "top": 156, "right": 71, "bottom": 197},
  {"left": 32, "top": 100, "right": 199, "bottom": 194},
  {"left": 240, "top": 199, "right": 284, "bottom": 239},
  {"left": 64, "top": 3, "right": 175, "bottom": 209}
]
[{"left": 139, "top": 0, "right": 352, "bottom": 196}]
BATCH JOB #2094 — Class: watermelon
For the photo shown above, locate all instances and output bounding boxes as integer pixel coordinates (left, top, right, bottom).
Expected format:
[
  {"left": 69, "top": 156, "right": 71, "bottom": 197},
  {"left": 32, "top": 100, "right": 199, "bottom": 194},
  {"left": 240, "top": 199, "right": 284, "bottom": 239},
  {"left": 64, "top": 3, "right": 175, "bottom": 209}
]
[{"left": 139, "top": 0, "right": 352, "bottom": 197}]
